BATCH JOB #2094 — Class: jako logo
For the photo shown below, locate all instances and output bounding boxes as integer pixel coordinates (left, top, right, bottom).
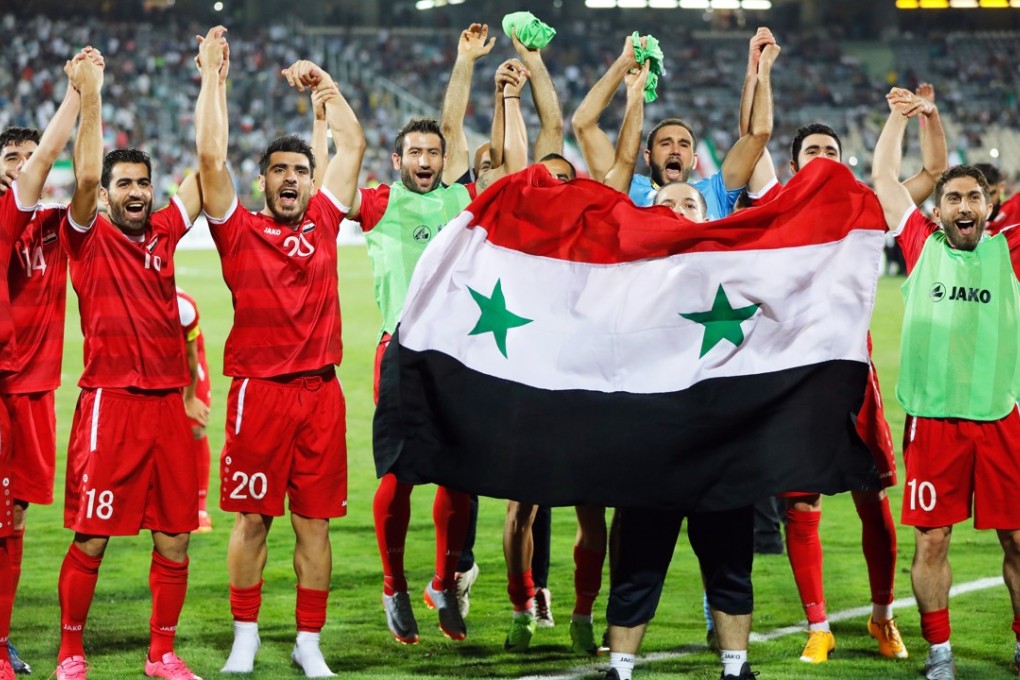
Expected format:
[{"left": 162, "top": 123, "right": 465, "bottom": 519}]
[
  {"left": 412, "top": 225, "right": 432, "bottom": 242},
  {"left": 929, "top": 282, "right": 946, "bottom": 301},
  {"left": 264, "top": 227, "right": 282, "bottom": 236},
  {"left": 945, "top": 285, "right": 992, "bottom": 303}
]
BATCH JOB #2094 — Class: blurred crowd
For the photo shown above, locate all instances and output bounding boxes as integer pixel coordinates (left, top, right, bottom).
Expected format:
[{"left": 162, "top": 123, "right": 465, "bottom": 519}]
[{"left": 1, "top": 12, "right": 1016, "bottom": 205}]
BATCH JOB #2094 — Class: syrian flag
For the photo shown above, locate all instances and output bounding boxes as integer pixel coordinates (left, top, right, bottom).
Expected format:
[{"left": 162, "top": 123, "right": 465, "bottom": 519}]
[{"left": 374, "top": 159, "right": 886, "bottom": 511}]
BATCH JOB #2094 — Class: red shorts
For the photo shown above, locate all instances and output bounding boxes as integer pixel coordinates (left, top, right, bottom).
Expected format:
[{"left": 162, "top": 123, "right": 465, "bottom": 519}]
[
  {"left": 1, "top": 391, "right": 56, "bottom": 505},
  {"left": 0, "top": 402, "right": 14, "bottom": 537},
  {"left": 901, "top": 408, "right": 1020, "bottom": 530},
  {"left": 220, "top": 370, "right": 347, "bottom": 518},
  {"left": 64, "top": 388, "right": 198, "bottom": 535},
  {"left": 858, "top": 362, "right": 897, "bottom": 488},
  {"left": 373, "top": 334, "right": 391, "bottom": 405}
]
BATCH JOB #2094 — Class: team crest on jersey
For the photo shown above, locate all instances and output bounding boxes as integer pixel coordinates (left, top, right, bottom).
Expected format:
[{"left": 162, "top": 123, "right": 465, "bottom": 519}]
[
  {"left": 42, "top": 231, "right": 58, "bottom": 245},
  {"left": 302, "top": 222, "right": 316, "bottom": 234},
  {"left": 145, "top": 237, "right": 159, "bottom": 253},
  {"left": 412, "top": 225, "right": 432, "bottom": 242}
]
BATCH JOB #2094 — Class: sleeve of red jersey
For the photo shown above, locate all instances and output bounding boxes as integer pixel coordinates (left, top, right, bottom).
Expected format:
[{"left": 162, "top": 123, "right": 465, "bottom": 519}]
[
  {"left": 312, "top": 187, "right": 350, "bottom": 240},
  {"left": 177, "top": 294, "right": 200, "bottom": 340},
  {"left": 357, "top": 185, "right": 389, "bottom": 232},
  {"left": 892, "top": 206, "right": 936, "bottom": 275},
  {"left": 747, "top": 178, "right": 782, "bottom": 206},
  {"left": 59, "top": 201, "right": 99, "bottom": 259},
  {"left": 152, "top": 195, "right": 195, "bottom": 247},
  {"left": 466, "top": 182, "right": 478, "bottom": 200},
  {"left": 0, "top": 181, "right": 40, "bottom": 248}
]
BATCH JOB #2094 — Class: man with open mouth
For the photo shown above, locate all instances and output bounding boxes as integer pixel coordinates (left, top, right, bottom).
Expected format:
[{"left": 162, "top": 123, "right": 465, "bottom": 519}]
[
  {"left": 54, "top": 46, "right": 206, "bottom": 680},
  {"left": 874, "top": 86, "right": 1020, "bottom": 680},
  {"left": 195, "top": 26, "right": 366, "bottom": 678}
]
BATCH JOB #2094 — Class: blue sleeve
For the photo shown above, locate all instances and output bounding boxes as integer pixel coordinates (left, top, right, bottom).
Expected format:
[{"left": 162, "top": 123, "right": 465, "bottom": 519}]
[
  {"left": 628, "top": 175, "right": 656, "bottom": 207},
  {"left": 692, "top": 173, "right": 742, "bottom": 220}
]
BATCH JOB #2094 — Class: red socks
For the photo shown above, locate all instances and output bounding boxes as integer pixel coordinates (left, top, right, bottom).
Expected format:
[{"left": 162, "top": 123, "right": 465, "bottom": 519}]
[
  {"left": 373, "top": 473, "right": 411, "bottom": 596},
  {"left": 921, "top": 608, "right": 951, "bottom": 645},
  {"left": 431, "top": 488, "right": 469, "bottom": 591},
  {"left": 148, "top": 552, "right": 189, "bottom": 661},
  {"left": 1012, "top": 615, "right": 1020, "bottom": 641},
  {"left": 58, "top": 543, "right": 103, "bottom": 661},
  {"left": 855, "top": 494, "right": 897, "bottom": 606},
  {"left": 507, "top": 568, "right": 536, "bottom": 612},
  {"left": 573, "top": 545, "right": 606, "bottom": 617},
  {"left": 296, "top": 585, "right": 328, "bottom": 633},
  {"left": 786, "top": 508, "right": 826, "bottom": 624},
  {"left": 0, "top": 540, "right": 12, "bottom": 664},
  {"left": 229, "top": 580, "right": 263, "bottom": 623}
]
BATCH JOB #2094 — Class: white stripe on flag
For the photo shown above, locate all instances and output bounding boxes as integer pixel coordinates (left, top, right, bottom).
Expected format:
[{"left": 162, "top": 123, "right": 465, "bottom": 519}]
[
  {"left": 399, "top": 225, "right": 884, "bottom": 394},
  {"left": 89, "top": 388, "right": 102, "bottom": 452},
  {"left": 235, "top": 379, "right": 249, "bottom": 435}
]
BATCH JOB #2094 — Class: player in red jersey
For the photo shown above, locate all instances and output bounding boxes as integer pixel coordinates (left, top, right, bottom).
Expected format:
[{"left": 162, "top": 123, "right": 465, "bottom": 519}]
[
  {"left": 195, "top": 27, "right": 365, "bottom": 677},
  {"left": 973, "top": 163, "right": 1020, "bottom": 237},
  {"left": 0, "top": 49, "right": 89, "bottom": 680},
  {"left": 742, "top": 80, "right": 946, "bottom": 664},
  {"left": 176, "top": 288, "right": 213, "bottom": 533},
  {"left": 53, "top": 48, "right": 205, "bottom": 680}
]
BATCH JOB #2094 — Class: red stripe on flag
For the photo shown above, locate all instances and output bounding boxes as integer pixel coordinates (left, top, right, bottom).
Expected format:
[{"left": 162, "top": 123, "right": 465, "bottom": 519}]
[{"left": 466, "top": 159, "right": 885, "bottom": 265}]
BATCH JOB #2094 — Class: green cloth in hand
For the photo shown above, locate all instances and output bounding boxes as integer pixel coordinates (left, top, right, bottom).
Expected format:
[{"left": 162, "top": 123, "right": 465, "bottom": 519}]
[
  {"left": 631, "top": 32, "right": 664, "bottom": 103},
  {"left": 502, "top": 12, "right": 556, "bottom": 50}
]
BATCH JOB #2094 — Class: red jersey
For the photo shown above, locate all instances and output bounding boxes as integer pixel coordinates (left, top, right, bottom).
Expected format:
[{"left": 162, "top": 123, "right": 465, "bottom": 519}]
[
  {"left": 895, "top": 207, "right": 1020, "bottom": 277},
  {"left": 176, "top": 287, "right": 211, "bottom": 405},
  {"left": 61, "top": 198, "right": 192, "bottom": 390},
  {"left": 0, "top": 204, "right": 68, "bottom": 394},
  {"left": 208, "top": 189, "right": 346, "bottom": 378},
  {"left": 988, "top": 191, "right": 1020, "bottom": 237},
  {"left": 0, "top": 183, "right": 40, "bottom": 374},
  {"left": 748, "top": 178, "right": 783, "bottom": 207}
]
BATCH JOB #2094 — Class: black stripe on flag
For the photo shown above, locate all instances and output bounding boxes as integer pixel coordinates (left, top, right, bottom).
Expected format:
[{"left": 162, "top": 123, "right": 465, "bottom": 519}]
[{"left": 373, "top": 330, "right": 880, "bottom": 512}]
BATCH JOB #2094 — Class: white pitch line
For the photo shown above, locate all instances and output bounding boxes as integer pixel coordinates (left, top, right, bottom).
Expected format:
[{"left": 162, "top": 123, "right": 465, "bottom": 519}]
[{"left": 518, "top": 575, "right": 1005, "bottom": 680}]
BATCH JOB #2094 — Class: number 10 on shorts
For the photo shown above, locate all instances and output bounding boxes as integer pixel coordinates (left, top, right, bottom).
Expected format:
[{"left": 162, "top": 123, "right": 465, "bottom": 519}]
[{"left": 906, "top": 478, "right": 937, "bottom": 512}]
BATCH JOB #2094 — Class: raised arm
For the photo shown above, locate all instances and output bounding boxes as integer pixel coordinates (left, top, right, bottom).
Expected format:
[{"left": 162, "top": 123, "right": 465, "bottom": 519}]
[
  {"left": 441, "top": 23, "right": 496, "bottom": 185},
  {"left": 477, "top": 59, "right": 529, "bottom": 194},
  {"left": 740, "top": 28, "right": 779, "bottom": 195},
  {"left": 872, "top": 89, "right": 923, "bottom": 230},
  {"left": 195, "top": 25, "right": 234, "bottom": 219},
  {"left": 68, "top": 48, "right": 105, "bottom": 228},
  {"left": 721, "top": 42, "right": 778, "bottom": 190},
  {"left": 902, "top": 83, "right": 947, "bottom": 206},
  {"left": 571, "top": 36, "right": 636, "bottom": 183},
  {"left": 512, "top": 30, "right": 562, "bottom": 159},
  {"left": 17, "top": 50, "right": 85, "bottom": 208},
  {"left": 311, "top": 87, "right": 330, "bottom": 191},
  {"left": 602, "top": 60, "right": 649, "bottom": 194}
]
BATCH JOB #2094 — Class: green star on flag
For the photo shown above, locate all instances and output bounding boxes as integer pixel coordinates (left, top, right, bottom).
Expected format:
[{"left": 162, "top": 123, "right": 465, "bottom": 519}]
[
  {"left": 467, "top": 279, "right": 533, "bottom": 358},
  {"left": 680, "top": 284, "right": 760, "bottom": 358}
]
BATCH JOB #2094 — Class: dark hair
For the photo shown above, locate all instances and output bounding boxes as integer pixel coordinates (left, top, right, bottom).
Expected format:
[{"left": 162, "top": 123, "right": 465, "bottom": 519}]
[
  {"left": 656, "top": 181, "right": 708, "bottom": 216},
  {"left": 973, "top": 162, "right": 1001, "bottom": 186},
  {"left": 934, "top": 165, "right": 991, "bottom": 204},
  {"left": 394, "top": 118, "right": 446, "bottom": 157},
  {"left": 0, "top": 126, "right": 41, "bottom": 152},
  {"left": 101, "top": 149, "right": 152, "bottom": 189},
  {"left": 646, "top": 118, "right": 698, "bottom": 152},
  {"left": 790, "top": 123, "right": 841, "bottom": 169},
  {"left": 538, "top": 152, "right": 577, "bottom": 180},
  {"left": 258, "top": 135, "right": 315, "bottom": 176}
]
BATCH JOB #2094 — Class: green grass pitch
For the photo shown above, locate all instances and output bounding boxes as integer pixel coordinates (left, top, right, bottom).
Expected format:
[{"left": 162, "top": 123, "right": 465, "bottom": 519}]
[{"left": 9, "top": 247, "right": 1020, "bottom": 679}]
